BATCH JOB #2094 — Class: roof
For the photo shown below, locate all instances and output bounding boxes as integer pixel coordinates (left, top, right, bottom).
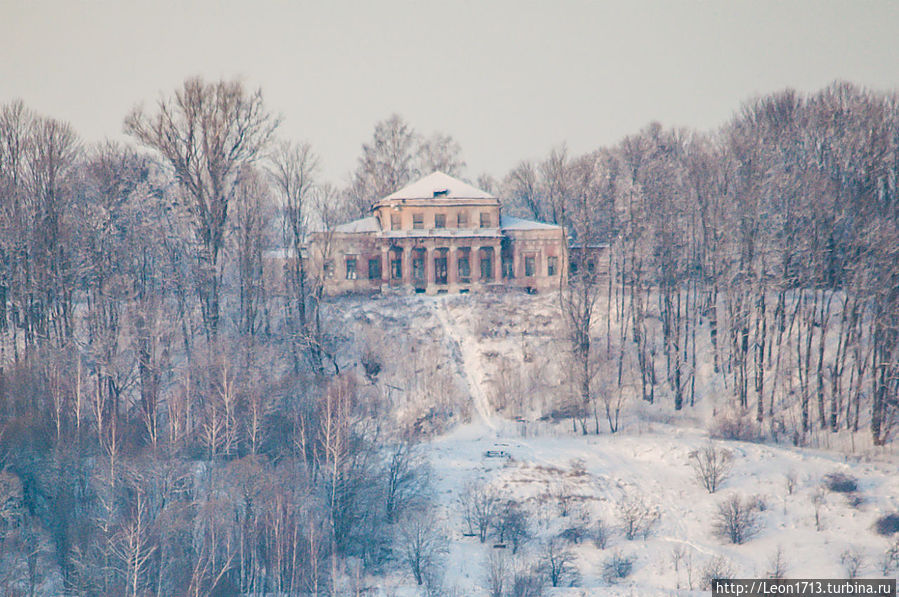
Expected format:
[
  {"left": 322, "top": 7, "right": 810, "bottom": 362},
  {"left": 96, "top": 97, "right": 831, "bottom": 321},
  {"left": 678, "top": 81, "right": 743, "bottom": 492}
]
[
  {"left": 383, "top": 171, "right": 494, "bottom": 201},
  {"left": 334, "top": 216, "right": 379, "bottom": 233},
  {"left": 500, "top": 215, "right": 563, "bottom": 231}
]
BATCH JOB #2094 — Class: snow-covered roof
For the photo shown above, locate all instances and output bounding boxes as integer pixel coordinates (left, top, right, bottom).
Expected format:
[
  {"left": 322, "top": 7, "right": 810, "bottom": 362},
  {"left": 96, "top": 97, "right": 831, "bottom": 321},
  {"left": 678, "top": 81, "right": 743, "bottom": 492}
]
[
  {"left": 334, "top": 216, "right": 379, "bottom": 233},
  {"left": 383, "top": 172, "right": 494, "bottom": 201},
  {"left": 500, "top": 215, "right": 562, "bottom": 231}
]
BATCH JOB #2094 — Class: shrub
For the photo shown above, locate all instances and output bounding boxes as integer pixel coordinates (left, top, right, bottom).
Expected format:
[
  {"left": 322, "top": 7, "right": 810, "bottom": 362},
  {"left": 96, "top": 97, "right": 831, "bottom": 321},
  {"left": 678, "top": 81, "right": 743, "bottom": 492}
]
[
  {"left": 592, "top": 518, "right": 609, "bottom": 549},
  {"left": 602, "top": 552, "right": 634, "bottom": 584},
  {"left": 709, "top": 410, "right": 762, "bottom": 442},
  {"left": 508, "top": 565, "right": 546, "bottom": 597},
  {"left": 617, "top": 494, "right": 659, "bottom": 540},
  {"left": 840, "top": 547, "right": 865, "bottom": 579},
  {"left": 880, "top": 542, "right": 899, "bottom": 576},
  {"left": 690, "top": 442, "right": 733, "bottom": 494},
  {"left": 874, "top": 513, "right": 899, "bottom": 537},
  {"left": 714, "top": 494, "right": 761, "bottom": 544},
  {"left": 492, "top": 500, "right": 531, "bottom": 553},
  {"left": 784, "top": 470, "right": 797, "bottom": 495},
  {"left": 766, "top": 546, "right": 789, "bottom": 579},
  {"left": 700, "top": 556, "right": 736, "bottom": 590},
  {"left": 823, "top": 472, "right": 858, "bottom": 493}
]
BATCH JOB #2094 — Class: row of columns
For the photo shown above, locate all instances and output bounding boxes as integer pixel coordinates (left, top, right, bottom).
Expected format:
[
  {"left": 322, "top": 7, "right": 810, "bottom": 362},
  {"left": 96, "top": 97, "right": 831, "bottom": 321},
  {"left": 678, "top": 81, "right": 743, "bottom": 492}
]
[{"left": 380, "top": 242, "right": 502, "bottom": 288}]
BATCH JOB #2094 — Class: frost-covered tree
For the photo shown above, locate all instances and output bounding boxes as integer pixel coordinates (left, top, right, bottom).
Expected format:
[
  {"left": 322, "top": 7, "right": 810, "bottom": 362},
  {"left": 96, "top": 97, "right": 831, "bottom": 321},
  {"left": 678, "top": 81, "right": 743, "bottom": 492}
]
[{"left": 125, "top": 77, "right": 279, "bottom": 336}]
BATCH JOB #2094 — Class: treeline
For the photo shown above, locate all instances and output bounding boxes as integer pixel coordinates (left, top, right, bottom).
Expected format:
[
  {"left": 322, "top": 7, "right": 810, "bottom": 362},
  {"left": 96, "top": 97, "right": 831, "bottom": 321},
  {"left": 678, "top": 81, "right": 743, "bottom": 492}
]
[
  {"left": 0, "top": 80, "right": 437, "bottom": 595},
  {"left": 502, "top": 82, "right": 898, "bottom": 446},
  {"left": 0, "top": 77, "right": 897, "bottom": 594}
]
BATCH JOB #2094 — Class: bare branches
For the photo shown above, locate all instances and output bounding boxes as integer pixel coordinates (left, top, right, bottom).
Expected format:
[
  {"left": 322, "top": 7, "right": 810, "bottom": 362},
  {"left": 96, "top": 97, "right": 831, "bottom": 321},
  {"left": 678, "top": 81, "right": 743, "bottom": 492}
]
[{"left": 124, "top": 77, "right": 279, "bottom": 335}]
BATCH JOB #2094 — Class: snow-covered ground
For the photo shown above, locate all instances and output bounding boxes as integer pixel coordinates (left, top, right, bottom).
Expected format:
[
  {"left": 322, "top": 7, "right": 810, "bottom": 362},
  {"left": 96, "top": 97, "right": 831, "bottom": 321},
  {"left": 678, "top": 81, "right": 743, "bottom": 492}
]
[
  {"left": 334, "top": 291, "right": 899, "bottom": 594},
  {"left": 427, "top": 419, "right": 899, "bottom": 595}
]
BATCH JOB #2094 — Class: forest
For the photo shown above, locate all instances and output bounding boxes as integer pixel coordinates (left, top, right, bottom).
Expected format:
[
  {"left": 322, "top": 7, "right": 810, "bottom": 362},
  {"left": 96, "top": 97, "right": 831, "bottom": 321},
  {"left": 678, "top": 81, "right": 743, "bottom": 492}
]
[{"left": 0, "top": 77, "right": 897, "bottom": 595}]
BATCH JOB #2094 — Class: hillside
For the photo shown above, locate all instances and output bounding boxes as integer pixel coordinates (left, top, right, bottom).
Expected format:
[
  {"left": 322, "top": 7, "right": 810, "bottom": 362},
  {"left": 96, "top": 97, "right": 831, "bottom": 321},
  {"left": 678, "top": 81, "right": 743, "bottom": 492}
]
[{"left": 332, "top": 291, "right": 899, "bottom": 595}]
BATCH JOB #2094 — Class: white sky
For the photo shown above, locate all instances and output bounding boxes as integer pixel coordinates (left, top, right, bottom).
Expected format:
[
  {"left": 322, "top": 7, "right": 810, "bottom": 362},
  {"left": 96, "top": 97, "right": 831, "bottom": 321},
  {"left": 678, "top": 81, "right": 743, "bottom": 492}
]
[{"left": 2, "top": 1, "right": 898, "bottom": 183}]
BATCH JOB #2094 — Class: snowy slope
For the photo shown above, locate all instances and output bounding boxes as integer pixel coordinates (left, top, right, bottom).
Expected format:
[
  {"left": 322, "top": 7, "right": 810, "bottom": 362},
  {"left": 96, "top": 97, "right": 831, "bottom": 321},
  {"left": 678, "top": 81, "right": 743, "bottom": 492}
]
[{"left": 332, "top": 292, "right": 899, "bottom": 595}]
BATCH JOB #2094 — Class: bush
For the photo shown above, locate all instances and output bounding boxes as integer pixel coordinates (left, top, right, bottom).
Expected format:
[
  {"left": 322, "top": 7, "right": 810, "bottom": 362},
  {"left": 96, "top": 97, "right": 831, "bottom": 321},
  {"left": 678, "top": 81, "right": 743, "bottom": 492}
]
[
  {"left": 714, "top": 494, "right": 761, "bottom": 544},
  {"left": 690, "top": 442, "right": 733, "bottom": 494},
  {"left": 823, "top": 472, "right": 858, "bottom": 493},
  {"left": 492, "top": 500, "right": 531, "bottom": 553},
  {"left": 592, "top": 519, "right": 609, "bottom": 549},
  {"left": 602, "top": 551, "right": 634, "bottom": 584},
  {"left": 617, "top": 494, "right": 659, "bottom": 540},
  {"left": 766, "top": 546, "right": 788, "bottom": 579},
  {"left": 880, "top": 542, "right": 899, "bottom": 576},
  {"left": 709, "top": 410, "right": 762, "bottom": 442},
  {"left": 840, "top": 547, "right": 865, "bottom": 578},
  {"left": 700, "top": 556, "right": 736, "bottom": 590},
  {"left": 874, "top": 513, "right": 899, "bottom": 537},
  {"left": 508, "top": 566, "right": 546, "bottom": 597}
]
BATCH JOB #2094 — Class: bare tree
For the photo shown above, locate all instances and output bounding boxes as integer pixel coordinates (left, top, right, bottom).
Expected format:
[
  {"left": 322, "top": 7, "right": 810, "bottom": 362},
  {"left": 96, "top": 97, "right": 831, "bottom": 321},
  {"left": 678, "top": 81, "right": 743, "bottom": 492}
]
[
  {"left": 713, "top": 494, "right": 761, "bottom": 544},
  {"left": 840, "top": 547, "right": 865, "bottom": 579},
  {"left": 396, "top": 511, "right": 446, "bottom": 587},
  {"left": 230, "top": 166, "right": 273, "bottom": 337},
  {"left": 542, "top": 536, "right": 577, "bottom": 588},
  {"left": 346, "top": 114, "right": 418, "bottom": 218},
  {"left": 125, "top": 77, "right": 279, "bottom": 337},
  {"left": 485, "top": 550, "right": 509, "bottom": 597},
  {"left": 617, "top": 493, "right": 659, "bottom": 541},
  {"left": 690, "top": 442, "right": 733, "bottom": 493},
  {"left": 458, "top": 481, "right": 498, "bottom": 543},
  {"left": 268, "top": 140, "right": 319, "bottom": 370},
  {"left": 417, "top": 132, "right": 465, "bottom": 176},
  {"left": 346, "top": 115, "right": 467, "bottom": 218}
]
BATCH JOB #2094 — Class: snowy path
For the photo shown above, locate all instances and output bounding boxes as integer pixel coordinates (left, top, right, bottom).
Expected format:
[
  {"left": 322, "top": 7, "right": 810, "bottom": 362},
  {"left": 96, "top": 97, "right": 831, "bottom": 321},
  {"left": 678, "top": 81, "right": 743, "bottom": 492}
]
[{"left": 432, "top": 298, "right": 497, "bottom": 431}]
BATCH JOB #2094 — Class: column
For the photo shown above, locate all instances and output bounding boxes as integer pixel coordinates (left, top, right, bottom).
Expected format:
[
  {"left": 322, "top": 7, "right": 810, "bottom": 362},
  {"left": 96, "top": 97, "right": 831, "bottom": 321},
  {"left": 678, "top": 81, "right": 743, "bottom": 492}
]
[
  {"left": 402, "top": 245, "right": 412, "bottom": 286},
  {"left": 381, "top": 246, "right": 389, "bottom": 283},
  {"left": 424, "top": 247, "right": 432, "bottom": 290},
  {"left": 493, "top": 241, "right": 502, "bottom": 282},
  {"left": 471, "top": 246, "right": 480, "bottom": 285},
  {"left": 512, "top": 245, "right": 521, "bottom": 281},
  {"left": 448, "top": 245, "right": 457, "bottom": 286}
]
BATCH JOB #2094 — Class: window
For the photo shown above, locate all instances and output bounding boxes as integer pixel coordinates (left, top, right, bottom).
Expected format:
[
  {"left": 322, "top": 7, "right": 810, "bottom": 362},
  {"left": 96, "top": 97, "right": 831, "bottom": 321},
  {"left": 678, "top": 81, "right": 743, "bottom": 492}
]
[
  {"left": 324, "top": 259, "right": 334, "bottom": 279},
  {"left": 458, "top": 251, "right": 470, "bottom": 280},
  {"left": 479, "top": 212, "right": 491, "bottom": 228},
  {"left": 479, "top": 248, "right": 493, "bottom": 281},
  {"left": 434, "top": 252, "right": 448, "bottom": 284},
  {"left": 434, "top": 213, "right": 446, "bottom": 228},
  {"left": 502, "top": 256, "right": 514, "bottom": 279},
  {"left": 368, "top": 258, "right": 381, "bottom": 280},
  {"left": 413, "top": 213, "right": 424, "bottom": 229},
  {"left": 524, "top": 256, "right": 535, "bottom": 277},
  {"left": 390, "top": 213, "right": 401, "bottom": 230},
  {"left": 457, "top": 211, "right": 468, "bottom": 228},
  {"left": 345, "top": 257, "right": 357, "bottom": 280},
  {"left": 547, "top": 256, "right": 558, "bottom": 276},
  {"left": 412, "top": 251, "right": 425, "bottom": 281}
]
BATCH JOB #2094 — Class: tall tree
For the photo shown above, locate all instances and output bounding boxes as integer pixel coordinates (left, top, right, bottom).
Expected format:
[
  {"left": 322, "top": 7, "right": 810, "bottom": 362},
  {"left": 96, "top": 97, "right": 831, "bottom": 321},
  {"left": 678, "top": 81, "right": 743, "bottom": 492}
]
[
  {"left": 346, "top": 115, "right": 466, "bottom": 218},
  {"left": 268, "top": 140, "right": 319, "bottom": 370},
  {"left": 124, "top": 77, "right": 279, "bottom": 337}
]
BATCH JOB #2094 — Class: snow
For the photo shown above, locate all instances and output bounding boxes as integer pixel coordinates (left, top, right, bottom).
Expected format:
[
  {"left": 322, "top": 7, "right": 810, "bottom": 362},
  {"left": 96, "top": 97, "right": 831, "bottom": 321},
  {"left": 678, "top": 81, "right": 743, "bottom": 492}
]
[
  {"left": 334, "top": 215, "right": 380, "bottom": 233},
  {"left": 383, "top": 172, "right": 495, "bottom": 201},
  {"left": 330, "top": 292, "right": 899, "bottom": 595},
  {"left": 500, "top": 215, "right": 563, "bottom": 231}
]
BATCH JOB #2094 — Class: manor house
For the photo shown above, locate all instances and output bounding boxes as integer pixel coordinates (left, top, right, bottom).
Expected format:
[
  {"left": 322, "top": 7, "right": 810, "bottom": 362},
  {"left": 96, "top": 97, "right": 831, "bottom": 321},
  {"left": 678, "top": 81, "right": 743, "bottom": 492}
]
[{"left": 309, "top": 172, "right": 568, "bottom": 294}]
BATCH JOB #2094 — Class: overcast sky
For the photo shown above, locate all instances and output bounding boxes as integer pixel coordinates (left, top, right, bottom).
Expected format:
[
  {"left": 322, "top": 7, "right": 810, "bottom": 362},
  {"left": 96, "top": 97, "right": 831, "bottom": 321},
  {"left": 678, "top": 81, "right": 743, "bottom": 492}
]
[{"left": 2, "top": 1, "right": 899, "bottom": 183}]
